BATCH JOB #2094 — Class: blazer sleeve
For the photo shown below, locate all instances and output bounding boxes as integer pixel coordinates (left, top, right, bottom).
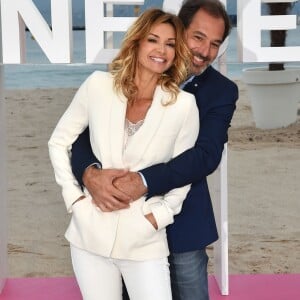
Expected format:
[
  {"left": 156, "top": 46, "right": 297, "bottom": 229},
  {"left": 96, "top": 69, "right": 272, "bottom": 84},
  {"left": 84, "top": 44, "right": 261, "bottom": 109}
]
[
  {"left": 141, "top": 82, "right": 238, "bottom": 197},
  {"left": 71, "top": 127, "right": 100, "bottom": 186},
  {"left": 48, "top": 75, "right": 92, "bottom": 212},
  {"left": 143, "top": 95, "right": 199, "bottom": 230}
]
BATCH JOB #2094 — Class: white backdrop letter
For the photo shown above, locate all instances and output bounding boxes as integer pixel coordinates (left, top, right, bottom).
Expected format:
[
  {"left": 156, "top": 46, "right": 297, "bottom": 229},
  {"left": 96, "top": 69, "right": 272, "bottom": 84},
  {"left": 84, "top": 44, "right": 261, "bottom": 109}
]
[
  {"left": 85, "top": 0, "right": 144, "bottom": 63},
  {"left": 238, "top": 0, "right": 300, "bottom": 62},
  {"left": 0, "top": 0, "right": 72, "bottom": 63}
]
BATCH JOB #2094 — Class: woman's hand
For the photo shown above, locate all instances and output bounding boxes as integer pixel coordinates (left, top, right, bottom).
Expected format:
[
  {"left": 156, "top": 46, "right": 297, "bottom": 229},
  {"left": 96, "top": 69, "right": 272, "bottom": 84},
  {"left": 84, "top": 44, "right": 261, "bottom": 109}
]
[{"left": 145, "top": 213, "right": 158, "bottom": 230}]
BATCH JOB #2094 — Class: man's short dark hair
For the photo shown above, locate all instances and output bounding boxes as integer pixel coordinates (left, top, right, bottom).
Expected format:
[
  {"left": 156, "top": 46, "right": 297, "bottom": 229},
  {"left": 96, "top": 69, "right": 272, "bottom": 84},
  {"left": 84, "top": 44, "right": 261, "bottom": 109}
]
[{"left": 178, "top": 0, "right": 231, "bottom": 41}]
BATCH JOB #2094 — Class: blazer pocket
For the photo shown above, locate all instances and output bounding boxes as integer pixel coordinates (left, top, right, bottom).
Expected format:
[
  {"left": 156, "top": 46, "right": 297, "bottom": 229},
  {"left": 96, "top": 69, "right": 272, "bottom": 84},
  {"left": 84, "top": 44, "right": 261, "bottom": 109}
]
[
  {"left": 143, "top": 214, "right": 158, "bottom": 232},
  {"left": 72, "top": 196, "right": 89, "bottom": 211},
  {"left": 71, "top": 196, "right": 94, "bottom": 225},
  {"left": 129, "top": 210, "right": 161, "bottom": 250},
  {"left": 67, "top": 196, "right": 119, "bottom": 254}
]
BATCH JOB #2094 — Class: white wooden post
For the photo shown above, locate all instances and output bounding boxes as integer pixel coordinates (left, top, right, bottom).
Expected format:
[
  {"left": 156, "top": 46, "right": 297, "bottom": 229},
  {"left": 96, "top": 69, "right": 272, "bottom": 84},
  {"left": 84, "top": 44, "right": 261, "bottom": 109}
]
[
  {"left": 209, "top": 144, "right": 229, "bottom": 295},
  {"left": 211, "top": 0, "right": 229, "bottom": 295},
  {"left": 0, "top": 6, "right": 8, "bottom": 292}
]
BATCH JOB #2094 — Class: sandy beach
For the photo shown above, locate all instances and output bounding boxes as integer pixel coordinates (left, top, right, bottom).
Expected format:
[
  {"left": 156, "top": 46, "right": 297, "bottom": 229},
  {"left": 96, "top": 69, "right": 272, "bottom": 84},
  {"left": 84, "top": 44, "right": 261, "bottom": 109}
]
[{"left": 4, "top": 80, "right": 300, "bottom": 277}]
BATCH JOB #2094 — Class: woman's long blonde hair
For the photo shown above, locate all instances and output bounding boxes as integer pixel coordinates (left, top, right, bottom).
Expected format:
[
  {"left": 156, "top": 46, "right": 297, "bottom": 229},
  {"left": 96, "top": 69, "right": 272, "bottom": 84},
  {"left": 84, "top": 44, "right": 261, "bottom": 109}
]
[{"left": 109, "top": 8, "right": 192, "bottom": 105}]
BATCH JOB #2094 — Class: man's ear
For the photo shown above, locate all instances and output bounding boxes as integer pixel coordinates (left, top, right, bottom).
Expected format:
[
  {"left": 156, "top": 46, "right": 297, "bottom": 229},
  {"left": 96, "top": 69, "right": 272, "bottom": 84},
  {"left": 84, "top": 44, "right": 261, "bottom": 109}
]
[{"left": 216, "top": 36, "right": 229, "bottom": 60}]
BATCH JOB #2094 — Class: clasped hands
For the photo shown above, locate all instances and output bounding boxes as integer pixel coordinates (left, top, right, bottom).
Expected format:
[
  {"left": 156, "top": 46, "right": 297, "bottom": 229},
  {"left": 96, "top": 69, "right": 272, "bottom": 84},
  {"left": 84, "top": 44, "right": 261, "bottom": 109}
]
[{"left": 79, "top": 166, "right": 157, "bottom": 229}]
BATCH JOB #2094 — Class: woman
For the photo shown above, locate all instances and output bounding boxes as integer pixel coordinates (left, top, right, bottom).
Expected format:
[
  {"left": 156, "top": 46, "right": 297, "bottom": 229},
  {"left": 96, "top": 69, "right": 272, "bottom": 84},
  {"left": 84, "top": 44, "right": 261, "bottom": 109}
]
[{"left": 48, "top": 9, "right": 199, "bottom": 300}]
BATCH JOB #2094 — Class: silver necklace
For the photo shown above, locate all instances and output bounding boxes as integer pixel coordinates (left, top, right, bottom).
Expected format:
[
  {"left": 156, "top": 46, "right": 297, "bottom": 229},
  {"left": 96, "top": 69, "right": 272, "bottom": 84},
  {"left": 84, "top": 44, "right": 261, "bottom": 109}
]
[{"left": 126, "top": 119, "right": 144, "bottom": 136}]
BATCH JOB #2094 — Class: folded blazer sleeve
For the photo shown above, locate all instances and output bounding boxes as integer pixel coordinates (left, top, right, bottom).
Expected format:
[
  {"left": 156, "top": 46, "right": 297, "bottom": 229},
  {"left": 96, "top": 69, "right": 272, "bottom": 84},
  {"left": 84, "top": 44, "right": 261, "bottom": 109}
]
[
  {"left": 48, "top": 74, "right": 92, "bottom": 212},
  {"left": 141, "top": 81, "right": 238, "bottom": 197},
  {"left": 143, "top": 95, "right": 199, "bottom": 230}
]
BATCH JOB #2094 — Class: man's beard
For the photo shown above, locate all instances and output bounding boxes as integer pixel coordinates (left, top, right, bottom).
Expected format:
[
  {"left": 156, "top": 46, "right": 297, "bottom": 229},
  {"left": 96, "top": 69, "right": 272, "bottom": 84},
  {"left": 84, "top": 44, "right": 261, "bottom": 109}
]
[{"left": 190, "top": 50, "right": 210, "bottom": 75}]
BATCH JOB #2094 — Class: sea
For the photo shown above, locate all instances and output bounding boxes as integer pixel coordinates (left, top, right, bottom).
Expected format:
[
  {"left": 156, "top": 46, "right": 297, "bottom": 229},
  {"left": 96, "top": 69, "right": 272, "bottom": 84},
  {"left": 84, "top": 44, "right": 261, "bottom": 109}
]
[{"left": 3, "top": 26, "right": 300, "bottom": 90}]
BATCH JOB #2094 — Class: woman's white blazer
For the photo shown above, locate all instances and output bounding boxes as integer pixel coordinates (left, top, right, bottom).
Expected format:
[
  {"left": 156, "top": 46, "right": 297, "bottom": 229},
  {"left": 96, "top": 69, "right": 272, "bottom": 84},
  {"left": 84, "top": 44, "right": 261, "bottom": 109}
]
[{"left": 48, "top": 71, "right": 199, "bottom": 260}]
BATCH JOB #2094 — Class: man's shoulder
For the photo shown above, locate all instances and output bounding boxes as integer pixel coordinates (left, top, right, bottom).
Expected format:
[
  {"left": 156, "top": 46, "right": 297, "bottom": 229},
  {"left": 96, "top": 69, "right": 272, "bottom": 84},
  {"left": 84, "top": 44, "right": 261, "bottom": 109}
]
[
  {"left": 193, "top": 66, "right": 239, "bottom": 105},
  {"left": 200, "top": 66, "right": 237, "bottom": 89}
]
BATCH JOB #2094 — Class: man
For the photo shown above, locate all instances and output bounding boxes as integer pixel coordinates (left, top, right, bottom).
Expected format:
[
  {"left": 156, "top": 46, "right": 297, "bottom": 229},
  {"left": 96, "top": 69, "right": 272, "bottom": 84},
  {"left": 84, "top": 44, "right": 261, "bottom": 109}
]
[{"left": 71, "top": 0, "right": 238, "bottom": 299}]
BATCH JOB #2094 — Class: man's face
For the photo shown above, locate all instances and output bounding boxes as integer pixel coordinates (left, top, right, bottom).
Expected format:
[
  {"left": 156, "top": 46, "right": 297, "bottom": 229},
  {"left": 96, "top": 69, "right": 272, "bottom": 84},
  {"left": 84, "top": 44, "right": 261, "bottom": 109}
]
[{"left": 185, "top": 9, "right": 225, "bottom": 75}]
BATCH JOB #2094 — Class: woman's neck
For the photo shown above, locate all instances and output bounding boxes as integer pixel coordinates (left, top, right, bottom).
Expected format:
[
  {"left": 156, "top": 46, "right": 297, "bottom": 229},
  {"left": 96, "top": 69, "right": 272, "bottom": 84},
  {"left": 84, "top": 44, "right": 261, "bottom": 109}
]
[
  {"left": 134, "top": 68, "right": 159, "bottom": 101},
  {"left": 126, "top": 70, "right": 158, "bottom": 122}
]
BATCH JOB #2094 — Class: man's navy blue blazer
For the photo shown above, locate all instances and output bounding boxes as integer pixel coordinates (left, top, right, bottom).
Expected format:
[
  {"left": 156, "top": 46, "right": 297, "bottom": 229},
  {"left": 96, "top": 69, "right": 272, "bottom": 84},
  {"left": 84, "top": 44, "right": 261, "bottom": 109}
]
[{"left": 71, "top": 66, "right": 239, "bottom": 254}]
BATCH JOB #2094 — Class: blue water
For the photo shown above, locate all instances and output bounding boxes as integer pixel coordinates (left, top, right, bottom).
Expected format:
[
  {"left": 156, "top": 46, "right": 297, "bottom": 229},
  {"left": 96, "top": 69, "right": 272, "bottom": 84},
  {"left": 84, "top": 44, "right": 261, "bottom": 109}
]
[{"left": 3, "top": 27, "right": 300, "bottom": 89}]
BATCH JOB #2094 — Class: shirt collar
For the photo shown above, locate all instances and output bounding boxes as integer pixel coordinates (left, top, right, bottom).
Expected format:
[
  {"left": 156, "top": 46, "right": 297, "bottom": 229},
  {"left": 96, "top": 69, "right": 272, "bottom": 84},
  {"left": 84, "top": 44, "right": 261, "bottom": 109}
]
[{"left": 180, "top": 75, "right": 195, "bottom": 89}]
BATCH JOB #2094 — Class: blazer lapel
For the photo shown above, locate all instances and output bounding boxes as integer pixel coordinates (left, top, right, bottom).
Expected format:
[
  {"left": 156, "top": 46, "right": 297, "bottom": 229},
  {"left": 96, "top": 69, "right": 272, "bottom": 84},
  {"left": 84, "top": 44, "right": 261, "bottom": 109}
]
[
  {"left": 123, "top": 86, "right": 166, "bottom": 168},
  {"left": 109, "top": 92, "right": 127, "bottom": 168},
  {"left": 184, "top": 74, "right": 205, "bottom": 94}
]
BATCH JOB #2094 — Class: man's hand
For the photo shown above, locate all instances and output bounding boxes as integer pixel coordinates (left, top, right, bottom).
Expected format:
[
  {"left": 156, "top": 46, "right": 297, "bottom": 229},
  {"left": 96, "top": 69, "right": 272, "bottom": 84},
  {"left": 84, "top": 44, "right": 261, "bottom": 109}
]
[
  {"left": 82, "top": 166, "right": 132, "bottom": 212},
  {"left": 113, "top": 172, "right": 148, "bottom": 201}
]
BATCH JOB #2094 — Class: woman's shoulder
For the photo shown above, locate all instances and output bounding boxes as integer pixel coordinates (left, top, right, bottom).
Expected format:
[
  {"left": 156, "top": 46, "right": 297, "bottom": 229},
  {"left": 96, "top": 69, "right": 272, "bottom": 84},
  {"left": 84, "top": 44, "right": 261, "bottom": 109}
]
[
  {"left": 87, "top": 70, "right": 113, "bottom": 82},
  {"left": 80, "top": 71, "right": 114, "bottom": 92},
  {"left": 159, "top": 86, "right": 196, "bottom": 106},
  {"left": 178, "top": 89, "right": 195, "bottom": 100},
  {"left": 159, "top": 88, "right": 197, "bottom": 118},
  {"left": 176, "top": 89, "right": 197, "bottom": 107}
]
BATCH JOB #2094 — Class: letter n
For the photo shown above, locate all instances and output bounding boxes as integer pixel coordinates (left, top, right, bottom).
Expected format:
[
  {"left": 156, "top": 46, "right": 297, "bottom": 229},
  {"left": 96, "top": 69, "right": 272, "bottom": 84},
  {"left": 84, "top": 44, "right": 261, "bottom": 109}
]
[{"left": 0, "top": 0, "right": 72, "bottom": 63}]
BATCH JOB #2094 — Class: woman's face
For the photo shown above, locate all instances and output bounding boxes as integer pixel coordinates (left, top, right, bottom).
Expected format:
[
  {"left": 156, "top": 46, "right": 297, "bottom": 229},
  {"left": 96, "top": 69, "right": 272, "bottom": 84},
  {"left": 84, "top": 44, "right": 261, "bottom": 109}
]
[{"left": 137, "top": 22, "right": 176, "bottom": 76}]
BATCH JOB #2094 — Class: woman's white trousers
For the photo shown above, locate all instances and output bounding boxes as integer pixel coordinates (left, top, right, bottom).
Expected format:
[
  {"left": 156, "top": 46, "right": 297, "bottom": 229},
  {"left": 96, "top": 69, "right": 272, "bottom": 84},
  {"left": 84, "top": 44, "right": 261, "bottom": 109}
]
[{"left": 70, "top": 245, "right": 172, "bottom": 300}]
